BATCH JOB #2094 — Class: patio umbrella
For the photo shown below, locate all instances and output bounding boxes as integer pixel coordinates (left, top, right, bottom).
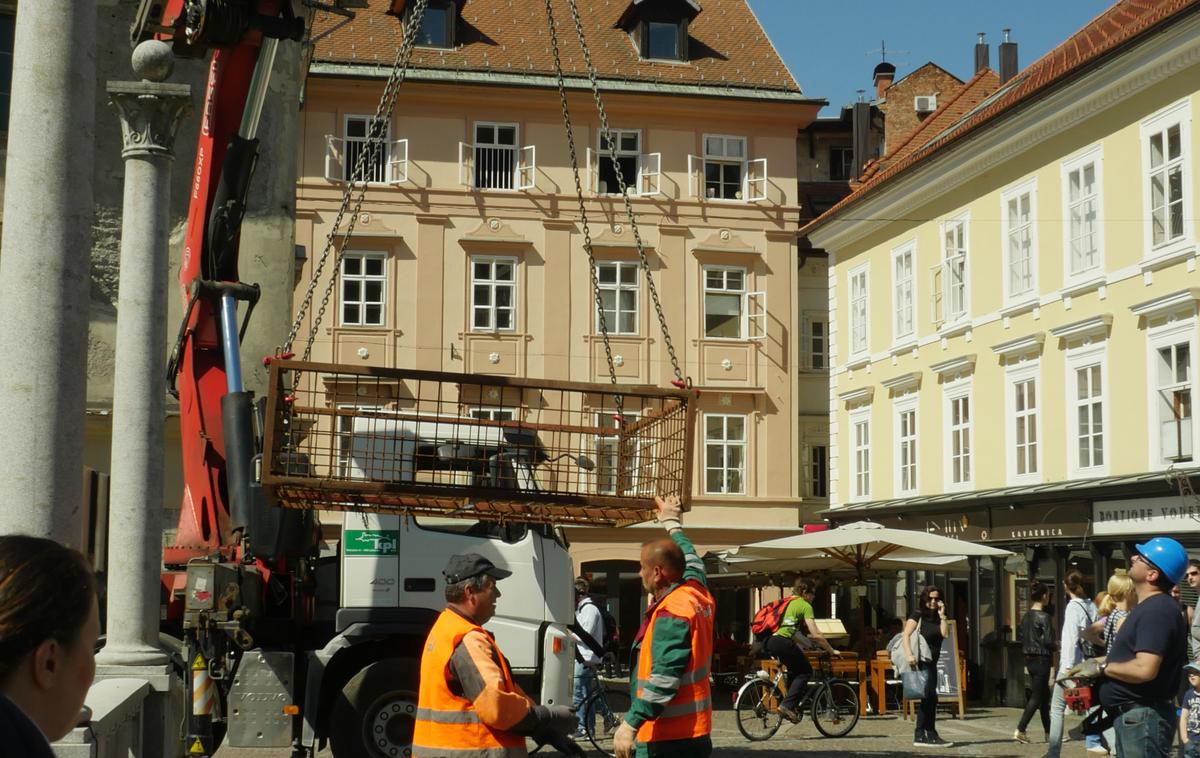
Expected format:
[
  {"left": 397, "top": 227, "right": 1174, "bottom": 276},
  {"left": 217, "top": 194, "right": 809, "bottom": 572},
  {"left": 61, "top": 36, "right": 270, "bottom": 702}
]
[{"left": 720, "top": 521, "right": 1011, "bottom": 579}]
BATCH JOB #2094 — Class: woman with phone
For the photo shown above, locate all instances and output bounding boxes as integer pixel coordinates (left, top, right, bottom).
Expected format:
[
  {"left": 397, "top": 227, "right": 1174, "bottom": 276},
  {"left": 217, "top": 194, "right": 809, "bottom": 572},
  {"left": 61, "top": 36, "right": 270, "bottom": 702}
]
[{"left": 903, "top": 585, "right": 952, "bottom": 747}]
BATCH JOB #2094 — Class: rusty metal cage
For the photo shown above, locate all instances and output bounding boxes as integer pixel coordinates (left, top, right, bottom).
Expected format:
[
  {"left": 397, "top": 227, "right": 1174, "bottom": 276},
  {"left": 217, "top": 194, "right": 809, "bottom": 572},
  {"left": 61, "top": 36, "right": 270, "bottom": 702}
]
[{"left": 261, "top": 360, "right": 696, "bottom": 527}]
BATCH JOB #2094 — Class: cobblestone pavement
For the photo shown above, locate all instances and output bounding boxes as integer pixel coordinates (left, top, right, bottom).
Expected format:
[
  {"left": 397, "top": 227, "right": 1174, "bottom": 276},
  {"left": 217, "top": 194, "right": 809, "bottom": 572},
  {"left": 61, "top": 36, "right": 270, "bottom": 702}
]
[{"left": 217, "top": 706, "right": 1102, "bottom": 757}]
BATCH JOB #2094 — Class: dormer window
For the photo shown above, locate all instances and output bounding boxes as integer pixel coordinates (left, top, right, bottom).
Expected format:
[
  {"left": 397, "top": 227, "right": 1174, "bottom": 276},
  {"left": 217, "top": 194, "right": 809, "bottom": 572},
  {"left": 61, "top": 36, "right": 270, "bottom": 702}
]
[
  {"left": 616, "top": 0, "right": 701, "bottom": 63},
  {"left": 391, "top": 0, "right": 457, "bottom": 49},
  {"left": 645, "top": 20, "right": 683, "bottom": 60}
]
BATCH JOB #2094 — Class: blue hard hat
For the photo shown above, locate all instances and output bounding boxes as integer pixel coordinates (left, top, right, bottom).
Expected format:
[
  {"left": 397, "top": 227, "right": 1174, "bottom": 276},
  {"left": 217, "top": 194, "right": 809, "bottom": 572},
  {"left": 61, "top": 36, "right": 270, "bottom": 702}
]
[{"left": 1134, "top": 536, "right": 1189, "bottom": 585}]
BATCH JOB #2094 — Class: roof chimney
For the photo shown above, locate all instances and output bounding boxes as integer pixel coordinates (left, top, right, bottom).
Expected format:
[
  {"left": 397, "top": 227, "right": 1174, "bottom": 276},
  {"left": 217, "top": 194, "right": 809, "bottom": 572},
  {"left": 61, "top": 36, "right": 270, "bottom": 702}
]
[
  {"left": 873, "top": 61, "right": 896, "bottom": 101},
  {"left": 999, "top": 28, "right": 1018, "bottom": 84},
  {"left": 974, "top": 32, "right": 989, "bottom": 74}
]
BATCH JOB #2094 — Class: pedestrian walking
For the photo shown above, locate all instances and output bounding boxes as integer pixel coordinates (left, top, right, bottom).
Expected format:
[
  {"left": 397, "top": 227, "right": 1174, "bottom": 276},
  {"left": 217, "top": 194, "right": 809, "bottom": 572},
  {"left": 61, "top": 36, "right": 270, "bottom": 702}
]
[
  {"left": 571, "top": 577, "right": 605, "bottom": 739},
  {"left": 1045, "top": 569, "right": 1098, "bottom": 758},
  {"left": 764, "top": 577, "right": 841, "bottom": 723},
  {"left": 0, "top": 535, "right": 100, "bottom": 758},
  {"left": 612, "top": 495, "right": 715, "bottom": 758},
  {"left": 1077, "top": 537, "right": 1188, "bottom": 758},
  {"left": 1180, "top": 662, "right": 1200, "bottom": 758},
  {"left": 1015, "top": 581, "right": 1055, "bottom": 745},
  {"left": 1186, "top": 560, "right": 1200, "bottom": 661},
  {"left": 903, "top": 585, "right": 952, "bottom": 747},
  {"left": 412, "top": 553, "right": 577, "bottom": 757}
]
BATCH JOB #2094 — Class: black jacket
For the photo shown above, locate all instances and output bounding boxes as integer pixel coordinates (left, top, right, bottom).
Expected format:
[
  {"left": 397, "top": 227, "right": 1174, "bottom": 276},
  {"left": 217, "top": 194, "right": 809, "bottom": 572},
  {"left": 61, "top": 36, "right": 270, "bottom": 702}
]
[
  {"left": 1021, "top": 608, "right": 1057, "bottom": 657},
  {"left": 0, "top": 695, "right": 56, "bottom": 758}
]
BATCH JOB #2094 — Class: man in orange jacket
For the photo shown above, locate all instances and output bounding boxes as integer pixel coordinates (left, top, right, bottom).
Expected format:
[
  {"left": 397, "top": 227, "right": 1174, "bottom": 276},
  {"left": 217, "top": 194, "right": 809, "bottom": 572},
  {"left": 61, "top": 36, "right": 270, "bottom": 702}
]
[
  {"left": 413, "top": 553, "right": 577, "bottom": 757},
  {"left": 613, "top": 496, "right": 715, "bottom": 758}
]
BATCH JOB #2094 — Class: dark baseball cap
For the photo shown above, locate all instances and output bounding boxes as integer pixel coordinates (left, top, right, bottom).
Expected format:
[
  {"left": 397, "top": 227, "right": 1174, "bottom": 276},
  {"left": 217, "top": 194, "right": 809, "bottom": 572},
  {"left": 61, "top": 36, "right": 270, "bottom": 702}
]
[{"left": 443, "top": 553, "right": 512, "bottom": 584}]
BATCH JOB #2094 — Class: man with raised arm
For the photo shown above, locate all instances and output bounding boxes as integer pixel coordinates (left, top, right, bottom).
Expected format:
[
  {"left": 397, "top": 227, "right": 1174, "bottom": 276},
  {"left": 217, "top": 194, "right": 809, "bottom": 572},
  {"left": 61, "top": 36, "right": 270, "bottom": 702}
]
[{"left": 613, "top": 495, "right": 715, "bottom": 758}]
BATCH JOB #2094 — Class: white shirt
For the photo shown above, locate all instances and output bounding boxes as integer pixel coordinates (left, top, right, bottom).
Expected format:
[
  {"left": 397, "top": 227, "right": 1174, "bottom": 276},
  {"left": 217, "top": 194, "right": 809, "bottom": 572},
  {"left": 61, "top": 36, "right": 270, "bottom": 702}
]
[
  {"left": 573, "top": 596, "right": 605, "bottom": 665},
  {"left": 1060, "top": 597, "right": 1097, "bottom": 674}
]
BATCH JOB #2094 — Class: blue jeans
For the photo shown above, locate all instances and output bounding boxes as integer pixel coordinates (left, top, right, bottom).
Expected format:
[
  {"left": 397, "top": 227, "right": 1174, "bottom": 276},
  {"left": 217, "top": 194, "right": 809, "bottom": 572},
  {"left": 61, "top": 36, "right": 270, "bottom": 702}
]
[
  {"left": 573, "top": 662, "right": 597, "bottom": 734},
  {"left": 1046, "top": 682, "right": 1067, "bottom": 758},
  {"left": 1184, "top": 739, "right": 1200, "bottom": 758},
  {"left": 1113, "top": 703, "right": 1176, "bottom": 758}
]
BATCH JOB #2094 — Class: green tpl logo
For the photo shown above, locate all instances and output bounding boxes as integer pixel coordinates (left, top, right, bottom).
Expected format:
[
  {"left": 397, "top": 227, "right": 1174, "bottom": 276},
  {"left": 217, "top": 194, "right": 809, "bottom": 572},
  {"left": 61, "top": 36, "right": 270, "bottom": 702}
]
[{"left": 344, "top": 530, "right": 399, "bottom": 556}]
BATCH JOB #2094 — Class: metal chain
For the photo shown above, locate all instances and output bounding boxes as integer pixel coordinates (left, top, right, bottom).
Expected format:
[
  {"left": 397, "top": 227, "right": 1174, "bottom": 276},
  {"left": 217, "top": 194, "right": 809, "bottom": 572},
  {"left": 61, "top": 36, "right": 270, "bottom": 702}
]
[
  {"left": 542, "top": 0, "right": 622, "bottom": 412},
  {"left": 284, "top": 0, "right": 430, "bottom": 360},
  {"left": 561, "top": 0, "right": 685, "bottom": 387}
]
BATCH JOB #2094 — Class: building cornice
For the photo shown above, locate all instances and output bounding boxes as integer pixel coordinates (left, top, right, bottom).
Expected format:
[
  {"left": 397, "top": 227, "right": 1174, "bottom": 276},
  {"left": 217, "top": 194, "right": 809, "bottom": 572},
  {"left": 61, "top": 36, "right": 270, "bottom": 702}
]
[
  {"left": 1049, "top": 313, "right": 1113, "bottom": 342},
  {"left": 880, "top": 371, "right": 921, "bottom": 395},
  {"left": 990, "top": 331, "right": 1045, "bottom": 361},
  {"left": 1129, "top": 288, "right": 1200, "bottom": 320},
  {"left": 837, "top": 386, "right": 874, "bottom": 408},
  {"left": 930, "top": 354, "right": 977, "bottom": 379},
  {"left": 807, "top": 14, "right": 1200, "bottom": 251},
  {"left": 308, "top": 63, "right": 822, "bottom": 105}
]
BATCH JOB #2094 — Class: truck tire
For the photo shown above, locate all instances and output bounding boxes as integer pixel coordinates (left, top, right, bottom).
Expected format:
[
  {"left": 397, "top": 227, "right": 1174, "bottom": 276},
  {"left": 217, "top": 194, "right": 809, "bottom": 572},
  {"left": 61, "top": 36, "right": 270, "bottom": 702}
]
[{"left": 330, "top": 658, "right": 420, "bottom": 758}]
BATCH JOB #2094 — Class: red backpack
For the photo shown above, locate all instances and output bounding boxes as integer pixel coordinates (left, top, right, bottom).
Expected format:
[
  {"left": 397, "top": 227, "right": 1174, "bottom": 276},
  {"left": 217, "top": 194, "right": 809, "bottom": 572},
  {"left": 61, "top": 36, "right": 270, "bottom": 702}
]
[{"left": 750, "top": 595, "right": 796, "bottom": 641}]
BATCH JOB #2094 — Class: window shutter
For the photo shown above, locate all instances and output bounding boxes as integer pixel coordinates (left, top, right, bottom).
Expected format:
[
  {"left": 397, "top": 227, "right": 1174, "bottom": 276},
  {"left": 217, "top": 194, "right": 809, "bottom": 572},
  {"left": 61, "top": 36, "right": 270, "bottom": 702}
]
[
  {"left": 325, "top": 135, "right": 345, "bottom": 183},
  {"left": 745, "top": 157, "right": 767, "bottom": 202},
  {"left": 387, "top": 138, "right": 408, "bottom": 184},
  {"left": 517, "top": 144, "right": 536, "bottom": 190},
  {"left": 678, "top": 18, "right": 688, "bottom": 61},
  {"left": 639, "top": 152, "right": 661, "bottom": 196},
  {"left": 929, "top": 263, "right": 943, "bottom": 328},
  {"left": 458, "top": 141, "right": 473, "bottom": 187},
  {"left": 687, "top": 154, "right": 701, "bottom": 198},
  {"left": 744, "top": 291, "right": 767, "bottom": 341},
  {"left": 586, "top": 146, "right": 596, "bottom": 194}
]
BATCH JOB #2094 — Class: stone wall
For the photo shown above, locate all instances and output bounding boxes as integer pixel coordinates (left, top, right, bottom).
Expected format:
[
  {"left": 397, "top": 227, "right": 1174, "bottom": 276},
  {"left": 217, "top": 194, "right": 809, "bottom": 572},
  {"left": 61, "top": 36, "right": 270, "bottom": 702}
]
[{"left": 877, "top": 64, "right": 963, "bottom": 155}]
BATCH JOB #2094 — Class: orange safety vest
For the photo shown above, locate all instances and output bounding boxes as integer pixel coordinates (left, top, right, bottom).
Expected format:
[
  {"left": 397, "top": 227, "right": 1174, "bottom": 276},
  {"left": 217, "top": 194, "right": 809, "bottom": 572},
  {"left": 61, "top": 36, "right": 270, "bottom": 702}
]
[
  {"left": 634, "top": 580, "right": 715, "bottom": 743},
  {"left": 412, "top": 608, "right": 528, "bottom": 757}
]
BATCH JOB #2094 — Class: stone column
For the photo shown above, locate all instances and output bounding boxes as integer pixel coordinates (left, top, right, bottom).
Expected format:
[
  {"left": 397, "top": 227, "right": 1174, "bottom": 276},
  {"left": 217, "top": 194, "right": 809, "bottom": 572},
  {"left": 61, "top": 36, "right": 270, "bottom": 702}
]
[
  {"left": 0, "top": 0, "right": 95, "bottom": 544},
  {"left": 97, "top": 41, "right": 191, "bottom": 668}
]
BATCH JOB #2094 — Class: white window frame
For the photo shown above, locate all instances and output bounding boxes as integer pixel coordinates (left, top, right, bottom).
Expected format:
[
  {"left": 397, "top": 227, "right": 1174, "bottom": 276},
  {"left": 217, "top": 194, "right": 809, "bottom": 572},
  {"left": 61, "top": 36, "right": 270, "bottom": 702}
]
[
  {"left": 1146, "top": 320, "right": 1197, "bottom": 469},
  {"left": 849, "top": 263, "right": 869, "bottom": 357},
  {"left": 1061, "top": 144, "right": 1104, "bottom": 285},
  {"left": 894, "top": 396, "right": 918, "bottom": 496},
  {"left": 1001, "top": 177, "right": 1038, "bottom": 305},
  {"left": 595, "top": 261, "right": 640, "bottom": 335},
  {"left": 687, "top": 135, "right": 767, "bottom": 202},
  {"left": 592, "top": 410, "right": 650, "bottom": 495},
  {"left": 703, "top": 265, "right": 765, "bottom": 341},
  {"left": 1066, "top": 344, "right": 1108, "bottom": 478},
  {"left": 469, "top": 255, "right": 518, "bottom": 332},
  {"left": 891, "top": 242, "right": 915, "bottom": 342},
  {"left": 803, "top": 312, "right": 828, "bottom": 371},
  {"left": 933, "top": 213, "right": 970, "bottom": 328},
  {"left": 586, "top": 129, "right": 661, "bottom": 198},
  {"left": 849, "top": 407, "right": 871, "bottom": 502},
  {"left": 1141, "top": 99, "right": 1193, "bottom": 262},
  {"left": 325, "top": 115, "right": 408, "bottom": 185},
  {"left": 943, "top": 378, "right": 973, "bottom": 492},
  {"left": 1005, "top": 361, "right": 1041, "bottom": 485},
  {"left": 703, "top": 413, "right": 747, "bottom": 495},
  {"left": 469, "top": 407, "right": 516, "bottom": 422},
  {"left": 459, "top": 121, "right": 534, "bottom": 191},
  {"left": 339, "top": 251, "right": 387, "bottom": 327}
]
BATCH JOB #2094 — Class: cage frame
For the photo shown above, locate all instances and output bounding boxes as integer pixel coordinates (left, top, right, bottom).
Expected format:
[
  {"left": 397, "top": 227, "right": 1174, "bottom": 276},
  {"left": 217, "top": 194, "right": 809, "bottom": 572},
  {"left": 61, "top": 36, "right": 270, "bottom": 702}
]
[{"left": 261, "top": 360, "right": 696, "bottom": 526}]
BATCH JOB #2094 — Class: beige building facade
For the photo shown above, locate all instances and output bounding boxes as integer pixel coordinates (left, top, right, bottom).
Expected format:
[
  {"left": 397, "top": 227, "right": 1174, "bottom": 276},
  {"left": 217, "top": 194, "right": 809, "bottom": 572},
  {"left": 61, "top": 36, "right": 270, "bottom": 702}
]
[
  {"left": 295, "top": 0, "right": 824, "bottom": 617},
  {"left": 806, "top": 0, "right": 1200, "bottom": 698}
]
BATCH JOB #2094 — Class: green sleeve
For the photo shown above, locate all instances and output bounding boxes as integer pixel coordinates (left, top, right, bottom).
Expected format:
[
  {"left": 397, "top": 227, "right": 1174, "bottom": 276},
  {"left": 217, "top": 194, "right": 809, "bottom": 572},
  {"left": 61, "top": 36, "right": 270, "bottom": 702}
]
[
  {"left": 623, "top": 613, "right": 694, "bottom": 729},
  {"left": 670, "top": 528, "right": 707, "bottom": 588}
]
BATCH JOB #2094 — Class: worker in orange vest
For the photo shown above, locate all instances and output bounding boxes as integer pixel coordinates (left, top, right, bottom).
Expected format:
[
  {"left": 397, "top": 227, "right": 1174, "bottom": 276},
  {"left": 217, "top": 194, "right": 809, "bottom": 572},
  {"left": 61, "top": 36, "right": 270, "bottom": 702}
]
[
  {"left": 613, "top": 495, "right": 715, "bottom": 758},
  {"left": 412, "top": 553, "right": 578, "bottom": 757}
]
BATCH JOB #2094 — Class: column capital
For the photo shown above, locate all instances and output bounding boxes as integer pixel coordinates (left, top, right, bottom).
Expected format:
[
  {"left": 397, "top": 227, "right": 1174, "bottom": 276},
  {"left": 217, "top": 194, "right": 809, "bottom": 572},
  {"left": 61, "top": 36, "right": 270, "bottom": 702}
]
[{"left": 107, "top": 81, "right": 192, "bottom": 160}]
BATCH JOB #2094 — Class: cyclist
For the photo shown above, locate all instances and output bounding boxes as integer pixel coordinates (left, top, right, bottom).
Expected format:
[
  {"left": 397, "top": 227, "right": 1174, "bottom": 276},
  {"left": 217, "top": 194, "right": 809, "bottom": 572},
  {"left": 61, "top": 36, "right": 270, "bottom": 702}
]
[{"left": 766, "top": 578, "right": 840, "bottom": 723}]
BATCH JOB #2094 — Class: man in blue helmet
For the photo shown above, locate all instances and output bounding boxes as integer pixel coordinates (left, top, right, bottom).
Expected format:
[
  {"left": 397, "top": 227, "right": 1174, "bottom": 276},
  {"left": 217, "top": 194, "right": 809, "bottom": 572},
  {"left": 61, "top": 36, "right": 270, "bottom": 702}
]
[{"left": 1069, "top": 536, "right": 1188, "bottom": 758}]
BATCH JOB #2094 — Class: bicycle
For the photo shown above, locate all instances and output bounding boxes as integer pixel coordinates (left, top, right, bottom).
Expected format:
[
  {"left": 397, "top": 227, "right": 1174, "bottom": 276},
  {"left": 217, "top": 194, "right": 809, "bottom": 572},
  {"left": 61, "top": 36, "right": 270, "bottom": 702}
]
[
  {"left": 733, "top": 652, "right": 860, "bottom": 741},
  {"left": 531, "top": 666, "right": 631, "bottom": 756}
]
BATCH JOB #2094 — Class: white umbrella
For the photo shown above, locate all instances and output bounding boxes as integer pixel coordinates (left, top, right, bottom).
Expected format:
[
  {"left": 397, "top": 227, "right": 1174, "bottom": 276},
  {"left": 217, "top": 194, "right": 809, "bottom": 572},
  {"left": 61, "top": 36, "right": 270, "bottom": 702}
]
[{"left": 721, "top": 521, "right": 1011, "bottom": 577}]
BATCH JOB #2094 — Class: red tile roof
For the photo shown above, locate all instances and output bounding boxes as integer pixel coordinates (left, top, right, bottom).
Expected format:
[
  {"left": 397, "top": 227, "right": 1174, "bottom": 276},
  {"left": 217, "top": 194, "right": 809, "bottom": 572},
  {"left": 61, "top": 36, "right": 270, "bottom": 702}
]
[
  {"left": 313, "top": 0, "right": 803, "bottom": 94},
  {"left": 805, "top": 0, "right": 1200, "bottom": 235}
]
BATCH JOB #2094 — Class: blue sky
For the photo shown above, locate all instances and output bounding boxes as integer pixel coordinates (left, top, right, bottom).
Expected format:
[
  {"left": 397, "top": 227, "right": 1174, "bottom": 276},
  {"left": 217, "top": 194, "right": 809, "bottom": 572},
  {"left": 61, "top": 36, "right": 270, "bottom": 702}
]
[{"left": 746, "top": 0, "right": 1118, "bottom": 116}]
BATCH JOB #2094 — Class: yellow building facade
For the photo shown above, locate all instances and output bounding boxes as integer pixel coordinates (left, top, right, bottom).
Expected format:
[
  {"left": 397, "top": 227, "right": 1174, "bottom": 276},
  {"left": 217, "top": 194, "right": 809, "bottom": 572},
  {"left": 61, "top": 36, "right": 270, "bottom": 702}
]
[
  {"left": 807, "top": 0, "right": 1200, "bottom": 696},
  {"left": 293, "top": 0, "right": 825, "bottom": 618}
]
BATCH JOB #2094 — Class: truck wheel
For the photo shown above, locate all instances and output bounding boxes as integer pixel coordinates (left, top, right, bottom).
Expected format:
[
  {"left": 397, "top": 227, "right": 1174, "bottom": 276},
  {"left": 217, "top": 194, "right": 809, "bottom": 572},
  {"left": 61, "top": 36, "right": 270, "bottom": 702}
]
[{"left": 330, "top": 658, "right": 419, "bottom": 758}]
